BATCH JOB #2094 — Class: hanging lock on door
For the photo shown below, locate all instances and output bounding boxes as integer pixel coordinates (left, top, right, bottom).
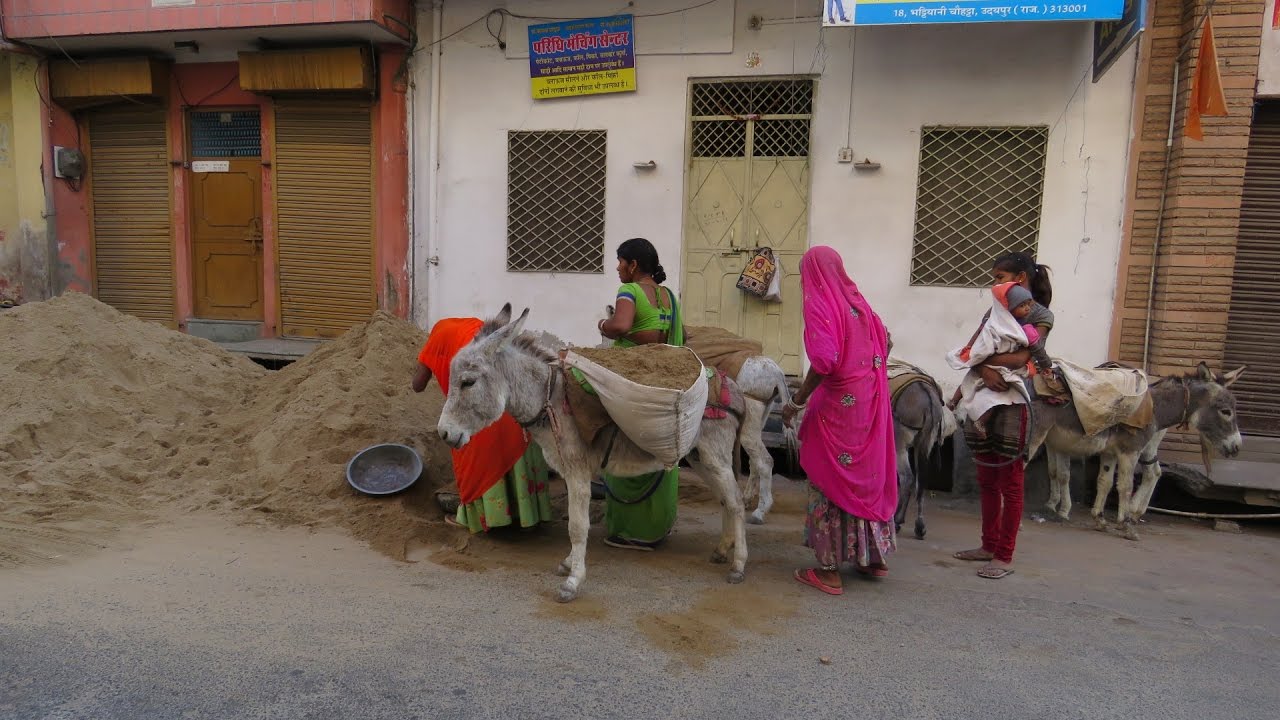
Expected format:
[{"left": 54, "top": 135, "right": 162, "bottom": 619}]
[
  {"left": 721, "top": 227, "right": 750, "bottom": 257},
  {"left": 247, "top": 218, "right": 263, "bottom": 252}
]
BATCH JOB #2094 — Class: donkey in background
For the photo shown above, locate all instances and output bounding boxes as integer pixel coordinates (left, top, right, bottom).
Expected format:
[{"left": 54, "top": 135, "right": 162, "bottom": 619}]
[
  {"left": 438, "top": 305, "right": 760, "bottom": 603},
  {"left": 891, "top": 378, "right": 957, "bottom": 540},
  {"left": 1030, "top": 362, "right": 1244, "bottom": 539}
]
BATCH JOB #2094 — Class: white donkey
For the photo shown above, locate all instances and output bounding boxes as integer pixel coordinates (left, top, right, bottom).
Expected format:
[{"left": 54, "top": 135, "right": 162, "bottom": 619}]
[
  {"left": 605, "top": 305, "right": 790, "bottom": 524},
  {"left": 437, "top": 305, "right": 751, "bottom": 602},
  {"left": 724, "top": 355, "right": 792, "bottom": 524}
]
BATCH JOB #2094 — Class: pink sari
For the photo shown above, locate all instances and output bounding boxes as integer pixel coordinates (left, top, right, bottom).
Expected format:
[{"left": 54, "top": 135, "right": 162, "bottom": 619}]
[{"left": 797, "top": 246, "right": 898, "bottom": 523}]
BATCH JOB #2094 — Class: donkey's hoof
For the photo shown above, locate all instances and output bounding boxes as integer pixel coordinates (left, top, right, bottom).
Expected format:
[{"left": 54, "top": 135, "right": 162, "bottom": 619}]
[
  {"left": 1120, "top": 522, "right": 1140, "bottom": 542},
  {"left": 556, "top": 583, "right": 579, "bottom": 603},
  {"left": 914, "top": 525, "right": 926, "bottom": 540},
  {"left": 747, "top": 512, "right": 765, "bottom": 525},
  {"left": 555, "top": 561, "right": 571, "bottom": 577},
  {"left": 727, "top": 569, "right": 746, "bottom": 584},
  {"left": 1093, "top": 516, "right": 1109, "bottom": 532},
  {"left": 710, "top": 550, "right": 729, "bottom": 565}
]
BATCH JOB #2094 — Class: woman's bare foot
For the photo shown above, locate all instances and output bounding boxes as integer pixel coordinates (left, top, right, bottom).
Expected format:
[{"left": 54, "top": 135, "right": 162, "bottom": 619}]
[
  {"left": 977, "top": 559, "right": 1014, "bottom": 579},
  {"left": 953, "top": 548, "right": 994, "bottom": 562}
]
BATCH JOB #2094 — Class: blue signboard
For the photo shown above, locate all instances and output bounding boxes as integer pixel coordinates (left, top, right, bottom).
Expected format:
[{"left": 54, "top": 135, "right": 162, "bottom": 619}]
[
  {"left": 528, "top": 15, "right": 636, "bottom": 100},
  {"left": 1092, "top": 0, "right": 1147, "bottom": 82},
  {"left": 821, "top": 0, "right": 1125, "bottom": 26}
]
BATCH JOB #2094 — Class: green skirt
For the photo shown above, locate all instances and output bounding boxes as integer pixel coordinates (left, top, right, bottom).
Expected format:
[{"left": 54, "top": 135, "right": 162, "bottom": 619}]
[
  {"left": 603, "top": 467, "right": 679, "bottom": 544},
  {"left": 455, "top": 443, "right": 553, "bottom": 534}
]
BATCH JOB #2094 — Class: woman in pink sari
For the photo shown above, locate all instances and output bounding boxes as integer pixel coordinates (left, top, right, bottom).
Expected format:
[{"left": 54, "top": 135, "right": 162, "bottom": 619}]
[{"left": 782, "top": 246, "right": 898, "bottom": 595}]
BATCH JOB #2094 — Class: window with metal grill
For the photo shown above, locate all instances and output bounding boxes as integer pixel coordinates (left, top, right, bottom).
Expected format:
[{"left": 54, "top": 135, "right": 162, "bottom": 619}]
[
  {"left": 190, "top": 111, "right": 261, "bottom": 158},
  {"left": 689, "top": 79, "right": 812, "bottom": 159},
  {"left": 910, "top": 126, "right": 1048, "bottom": 287},
  {"left": 507, "top": 130, "right": 607, "bottom": 273}
]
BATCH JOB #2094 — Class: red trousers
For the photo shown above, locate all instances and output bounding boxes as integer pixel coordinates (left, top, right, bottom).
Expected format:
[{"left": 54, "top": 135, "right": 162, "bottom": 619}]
[{"left": 976, "top": 454, "right": 1024, "bottom": 563}]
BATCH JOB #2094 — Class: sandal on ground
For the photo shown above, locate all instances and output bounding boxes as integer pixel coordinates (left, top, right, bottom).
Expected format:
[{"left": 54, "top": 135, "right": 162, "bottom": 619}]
[
  {"left": 604, "top": 536, "right": 657, "bottom": 552},
  {"left": 977, "top": 565, "right": 1014, "bottom": 580},
  {"left": 794, "top": 568, "right": 843, "bottom": 595},
  {"left": 443, "top": 515, "right": 465, "bottom": 529},
  {"left": 855, "top": 563, "right": 889, "bottom": 578},
  {"left": 953, "top": 548, "right": 994, "bottom": 562}
]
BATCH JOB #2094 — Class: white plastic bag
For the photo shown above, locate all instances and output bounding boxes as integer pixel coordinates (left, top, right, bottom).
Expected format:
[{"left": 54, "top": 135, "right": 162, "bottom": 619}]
[
  {"left": 764, "top": 256, "right": 783, "bottom": 303},
  {"left": 563, "top": 347, "right": 708, "bottom": 467}
]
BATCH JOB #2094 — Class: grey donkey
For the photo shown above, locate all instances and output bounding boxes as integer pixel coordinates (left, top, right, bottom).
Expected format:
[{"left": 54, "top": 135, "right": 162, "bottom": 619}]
[
  {"left": 891, "top": 378, "right": 957, "bottom": 540},
  {"left": 743, "top": 369, "right": 955, "bottom": 539},
  {"left": 437, "top": 304, "right": 752, "bottom": 603},
  {"left": 1029, "top": 362, "right": 1244, "bottom": 539}
]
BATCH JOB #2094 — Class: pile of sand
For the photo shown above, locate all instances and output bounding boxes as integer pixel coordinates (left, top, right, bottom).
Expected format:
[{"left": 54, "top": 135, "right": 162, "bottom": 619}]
[
  {"left": 0, "top": 293, "right": 463, "bottom": 565},
  {"left": 574, "top": 344, "right": 703, "bottom": 390}
]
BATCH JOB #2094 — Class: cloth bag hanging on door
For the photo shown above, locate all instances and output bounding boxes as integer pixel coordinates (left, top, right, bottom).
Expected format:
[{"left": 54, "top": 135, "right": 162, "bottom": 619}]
[
  {"left": 763, "top": 255, "right": 783, "bottom": 303},
  {"left": 736, "top": 247, "right": 777, "bottom": 298}
]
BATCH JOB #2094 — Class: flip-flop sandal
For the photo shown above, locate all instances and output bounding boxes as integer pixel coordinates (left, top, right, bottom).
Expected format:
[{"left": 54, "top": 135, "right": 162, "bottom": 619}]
[
  {"left": 953, "top": 549, "right": 994, "bottom": 562},
  {"left": 604, "top": 536, "right": 656, "bottom": 552},
  {"left": 443, "top": 515, "right": 466, "bottom": 529},
  {"left": 794, "top": 568, "right": 843, "bottom": 595},
  {"left": 855, "top": 564, "right": 889, "bottom": 578},
  {"left": 978, "top": 566, "right": 1014, "bottom": 580}
]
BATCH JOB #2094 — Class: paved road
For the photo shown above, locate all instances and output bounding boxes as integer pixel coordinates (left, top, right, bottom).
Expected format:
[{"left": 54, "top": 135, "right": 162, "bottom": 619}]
[{"left": 3, "top": 480, "right": 1278, "bottom": 720}]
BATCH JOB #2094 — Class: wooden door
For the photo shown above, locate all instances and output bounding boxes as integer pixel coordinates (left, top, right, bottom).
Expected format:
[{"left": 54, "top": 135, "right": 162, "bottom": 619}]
[{"left": 188, "top": 110, "right": 263, "bottom": 320}]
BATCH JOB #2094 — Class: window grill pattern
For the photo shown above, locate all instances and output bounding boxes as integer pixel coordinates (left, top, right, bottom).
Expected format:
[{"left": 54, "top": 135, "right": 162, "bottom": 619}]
[
  {"left": 190, "top": 111, "right": 261, "bottom": 157},
  {"left": 691, "top": 79, "right": 813, "bottom": 117},
  {"left": 507, "top": 130, "right": 607, "bottom": 273},
  {"left": 753, "top": 119, "right": 810, "bottom": 157},
  {"left": 910, "top": 126, "right": 1048, "bottom": 287},
  {"left": 692, "top": 120, "right": 746, "bottom": 158}
]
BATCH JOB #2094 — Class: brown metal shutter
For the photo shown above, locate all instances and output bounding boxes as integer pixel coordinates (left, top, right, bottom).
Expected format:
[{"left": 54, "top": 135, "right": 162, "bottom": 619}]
[
  {"left": 88, "top": 108, "right": 174, "bottom": 326},
  {"left": 274, "top": 100, "right": 375, "bottom": 338},
  {"left": 1224, "top": 102, "right": 1280, "bottom": 436}
]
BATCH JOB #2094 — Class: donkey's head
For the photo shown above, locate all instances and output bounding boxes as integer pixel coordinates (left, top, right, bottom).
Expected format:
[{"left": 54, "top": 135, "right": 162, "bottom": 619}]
[
  {"left": 437, "top": 304, "right": 531, "bottom": 449},
  {"left": 1185, "top": 362, "right": 1246, "bottom": 459}
]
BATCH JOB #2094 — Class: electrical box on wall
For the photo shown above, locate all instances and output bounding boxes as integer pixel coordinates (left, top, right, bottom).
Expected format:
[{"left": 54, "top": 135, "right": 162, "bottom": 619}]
[{"left": 53, "top": 146, "right": 86, "bottom": 179}]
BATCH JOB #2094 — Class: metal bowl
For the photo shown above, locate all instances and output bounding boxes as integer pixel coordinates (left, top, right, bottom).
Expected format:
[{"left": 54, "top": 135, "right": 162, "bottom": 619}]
[{"left": 346, "top": 443, "right": 423, "bottom": 496}]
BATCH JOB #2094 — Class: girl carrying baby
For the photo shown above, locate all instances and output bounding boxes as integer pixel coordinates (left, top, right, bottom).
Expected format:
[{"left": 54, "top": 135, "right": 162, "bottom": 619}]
[{"left": 950, "top": 252, "right": 1054, "bottom": 580}]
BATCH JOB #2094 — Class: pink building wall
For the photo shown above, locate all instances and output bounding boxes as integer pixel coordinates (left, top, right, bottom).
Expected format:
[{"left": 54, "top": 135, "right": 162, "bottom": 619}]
[{"left": 48, "top": 48, "right": 411, "bottom": 330}]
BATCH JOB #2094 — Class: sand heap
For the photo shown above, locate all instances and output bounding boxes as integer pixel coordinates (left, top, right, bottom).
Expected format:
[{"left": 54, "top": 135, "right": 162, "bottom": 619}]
[
  {"left": 0, "top": 293, "right": 461, "bottom": 564},
  {"left": 573, "top": 344, "right": 703, "bottom": 390}
]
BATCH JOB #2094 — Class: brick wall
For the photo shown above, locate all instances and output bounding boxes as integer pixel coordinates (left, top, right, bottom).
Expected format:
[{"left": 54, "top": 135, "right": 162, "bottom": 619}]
[{"left": 1109, "top": 0, "right": 1263, "bottom": 458}]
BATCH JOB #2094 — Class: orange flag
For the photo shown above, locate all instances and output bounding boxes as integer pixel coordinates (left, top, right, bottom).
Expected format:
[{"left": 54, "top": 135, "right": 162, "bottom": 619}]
[{"left": 1186, "top": 16, "right": 1229, "bottom": 141}]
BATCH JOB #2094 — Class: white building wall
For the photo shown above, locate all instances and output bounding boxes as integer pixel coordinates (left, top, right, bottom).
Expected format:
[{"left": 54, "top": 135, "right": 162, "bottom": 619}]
[
  {"left": 1258, "top": 6, "right": 1280, "bottom": 96},
  {"left": 412, "top": 0, "right": 1137, "bottom": 386}
]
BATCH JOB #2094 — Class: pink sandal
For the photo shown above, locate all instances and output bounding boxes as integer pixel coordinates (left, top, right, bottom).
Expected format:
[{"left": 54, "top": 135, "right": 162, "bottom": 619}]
[
  {"left": 794, "top": 568, "right": 843, "bottom": 595},
  {"left": 855, "top": 563, "right": 889, "bottom": 578}
]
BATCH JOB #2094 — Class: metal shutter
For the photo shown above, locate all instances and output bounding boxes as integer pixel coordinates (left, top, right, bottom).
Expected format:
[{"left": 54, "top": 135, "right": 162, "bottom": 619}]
[
  {"left": 88, "top": 108, "right": 174, "bottom": 326},
  {"left": 1224, "top": 102, "right": 1280, "bottom": 436},
  {"left": 273, "top": 101, "right": 375, "bottom": 338}
]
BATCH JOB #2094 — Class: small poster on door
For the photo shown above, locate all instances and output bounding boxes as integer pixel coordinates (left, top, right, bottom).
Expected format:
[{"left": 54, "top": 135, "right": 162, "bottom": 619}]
[
  {"left": 192, "top": 161, "right": 229, "bottom": 173},
  {"left": 528, "top": 14, "right": 635, "bottom": 100}
]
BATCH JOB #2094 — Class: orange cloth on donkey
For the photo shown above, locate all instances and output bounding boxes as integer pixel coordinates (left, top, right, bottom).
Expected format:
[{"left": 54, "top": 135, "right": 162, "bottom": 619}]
[{"left": 418, "top": 318, "right": 530, "bottom": 505}]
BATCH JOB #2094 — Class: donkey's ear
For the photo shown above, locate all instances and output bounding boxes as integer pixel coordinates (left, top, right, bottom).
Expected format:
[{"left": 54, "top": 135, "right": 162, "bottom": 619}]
[
  {"left": 483, "top": 307, "right": 530, "bottom": 354},
  {"left": 1196, "top": 362, "right": 1214, "bottom": 383},
  {"left": 1222, "top": 366, "right": 1246, "bottom": 387},
  {"left": 493, "top": 303, "right": 513, "bottom": 326}
]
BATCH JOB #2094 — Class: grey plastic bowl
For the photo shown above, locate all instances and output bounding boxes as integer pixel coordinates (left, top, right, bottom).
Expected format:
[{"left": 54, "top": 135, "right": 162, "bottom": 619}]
[{"left": 346, "top": 443, "right": 423, "bottom": 496}]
